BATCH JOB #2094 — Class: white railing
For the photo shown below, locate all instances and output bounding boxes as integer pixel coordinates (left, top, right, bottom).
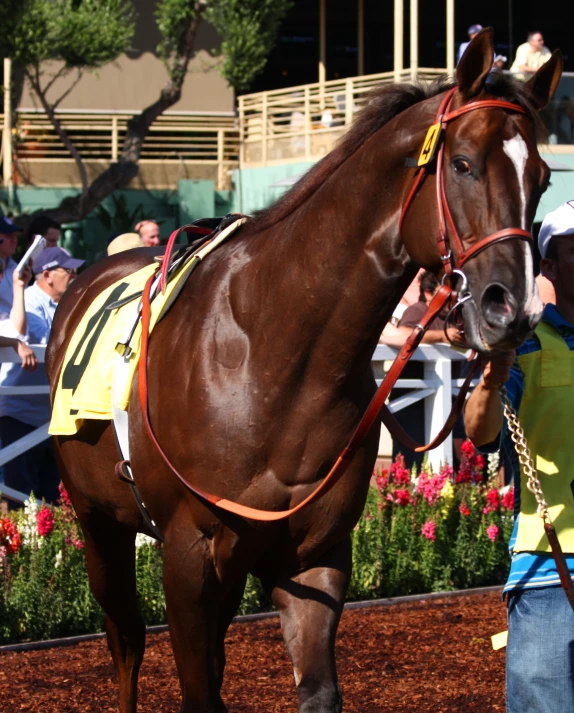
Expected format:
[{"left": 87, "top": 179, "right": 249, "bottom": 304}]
[
  {"left": 372, "top": 344, "right": 473, "bottom": 471},
  {"left": 0, "top": 343, "right": 472, "bottom": 505},
  {"left": 0, "top": 345, "right": 48, "bottom": 505},
  {"left": 238, "top": 67, "right": 447, "bottom": 167}
]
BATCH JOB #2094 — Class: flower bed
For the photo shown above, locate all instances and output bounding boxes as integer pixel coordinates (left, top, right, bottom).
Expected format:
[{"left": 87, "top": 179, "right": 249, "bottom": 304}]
[{"left": 0, "top": 442, "right": 513, "bottom": 645}]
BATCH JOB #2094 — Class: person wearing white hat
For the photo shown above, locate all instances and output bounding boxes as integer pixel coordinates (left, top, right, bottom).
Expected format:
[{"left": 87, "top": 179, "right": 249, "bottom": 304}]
[{"left": 464, "top": 199, "right": 574, "bottom": 713}]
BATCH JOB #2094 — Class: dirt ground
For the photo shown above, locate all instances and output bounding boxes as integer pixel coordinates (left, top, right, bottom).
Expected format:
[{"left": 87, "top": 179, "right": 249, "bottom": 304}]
[{"left": 1, "top": 590, "right": 508, "bottom": 712}]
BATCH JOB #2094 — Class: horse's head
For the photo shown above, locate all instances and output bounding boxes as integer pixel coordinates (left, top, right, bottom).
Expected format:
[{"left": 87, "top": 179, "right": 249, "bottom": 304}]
[{"left": 402, "top": 28, "right": 563, "bottom": 353}]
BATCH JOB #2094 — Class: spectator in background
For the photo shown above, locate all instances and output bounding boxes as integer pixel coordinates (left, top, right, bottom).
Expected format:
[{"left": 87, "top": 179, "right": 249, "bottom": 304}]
[
  {"left": 0, "top": 259, "right": 37, "bottom": 371},
  {"left": 379, "top": 271, "right": 464, "bottom": 469},
  {"left": 0, "top": 216, "right": 24, "bottom": 315},
  {"left": 493, "top": 54, "right": 507, "bottom": 71},
  {"left": 25, "top": 215, "right": 61, "bottom": 249},
  {"left": 457, "top": 24, "right": 483, "bottom": 64},
  {"left": 134, "top": 219, "right": 162, "bottom": 247},
  {"left": 0, "top": 247, "right": 84, "bottom": 503},
  {"left": 510, "top": 32, "right": 551, "bottom": 81},
  {"left": 107, "top": 232, "right": 144, "bottom": 256}
]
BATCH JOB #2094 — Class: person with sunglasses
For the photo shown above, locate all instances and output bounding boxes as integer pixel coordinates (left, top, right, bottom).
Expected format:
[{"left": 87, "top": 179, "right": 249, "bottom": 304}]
[
  {"left": 0, "top": 247, "right": 84, "bottom": 504},
  {"left": 510, "top": 32, "right": 552, "bottom": 81}
]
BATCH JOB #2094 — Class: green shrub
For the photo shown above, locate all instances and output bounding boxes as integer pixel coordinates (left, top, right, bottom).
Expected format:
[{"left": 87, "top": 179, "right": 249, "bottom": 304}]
[{"left": 0, "top": 443, "right": 514, "bottom": 644}]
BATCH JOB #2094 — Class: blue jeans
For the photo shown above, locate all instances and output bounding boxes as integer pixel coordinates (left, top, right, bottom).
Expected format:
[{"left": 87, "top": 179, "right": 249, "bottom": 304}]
[{"left": 507, "top": 586, "right": 574, "bottom": 713}]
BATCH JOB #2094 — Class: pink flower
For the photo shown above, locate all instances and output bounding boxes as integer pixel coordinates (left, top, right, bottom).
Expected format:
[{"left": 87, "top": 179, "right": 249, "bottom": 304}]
[
  {"left": 416, "top": 469, "right": 449, "bottom": 505},
  {"left": 58, "top": 483, "right": 72, "bottom": 508},
  {"left": 74, "top": 539, "right": 84, "bottom": 550},
  {"left": 421, "top": 520, "right": 436, "bottom": 541},
  {"left": 502, "top": 487, "right": 514, "bottom": 510},
  {"left": 375, "top": 468, "right": 389, "bottom": 492},
  {"left": 486, "top": 524, "right": 499, "bottom": 542},
  {"left": 459, "top": 503, "right": 470, "bottom": 517},
  {"left": 37, "top": 506, "right": 54, "bottom": 537},
  {"left": 394, "top": 488, "right": 411, "bottom": 507}
]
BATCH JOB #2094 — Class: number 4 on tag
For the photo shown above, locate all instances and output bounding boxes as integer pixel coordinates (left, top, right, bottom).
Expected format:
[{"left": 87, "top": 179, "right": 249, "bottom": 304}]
[{"left": 418, "top": 122, "right": 442, "bottom": 166}]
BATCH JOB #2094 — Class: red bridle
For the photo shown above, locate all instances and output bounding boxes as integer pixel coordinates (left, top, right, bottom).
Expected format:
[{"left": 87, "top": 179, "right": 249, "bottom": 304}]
[{"left": 399, "top": 86, "right": 532, "bottom": 276}]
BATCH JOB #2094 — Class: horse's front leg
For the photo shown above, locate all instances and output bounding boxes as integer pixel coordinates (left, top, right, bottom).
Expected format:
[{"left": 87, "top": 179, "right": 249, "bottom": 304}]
[
  {"left": 162, "top": 519, "right": 246, "bottom": 713},
  {"left": 269, "top": 537, "right": 352, "bottom": 713}
]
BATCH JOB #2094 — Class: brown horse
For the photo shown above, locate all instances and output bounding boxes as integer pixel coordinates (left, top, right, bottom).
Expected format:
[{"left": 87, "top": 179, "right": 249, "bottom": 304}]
[{"left": 46, "top": 30, "right": 561, "bottom": 713}]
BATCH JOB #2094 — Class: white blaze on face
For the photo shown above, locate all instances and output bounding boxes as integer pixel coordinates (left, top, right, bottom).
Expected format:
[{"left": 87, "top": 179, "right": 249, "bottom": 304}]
[
  {"left": 502, "top": 134, "right": 529, "bottom": 229},
  {"left": 502, "top": 134, "right": 542, "bottom": 320}
]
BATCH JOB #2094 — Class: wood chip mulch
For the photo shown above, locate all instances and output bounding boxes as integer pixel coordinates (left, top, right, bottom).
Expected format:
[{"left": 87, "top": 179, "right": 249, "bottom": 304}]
[{"left": 1, "top": 590, "right": 507, "bottom": 712}]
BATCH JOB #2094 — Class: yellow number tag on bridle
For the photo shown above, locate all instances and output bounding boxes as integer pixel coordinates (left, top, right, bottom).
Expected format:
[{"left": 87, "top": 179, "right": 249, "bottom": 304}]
[{"left": 418, "top": 122, "right": 442, "bottom": 166}]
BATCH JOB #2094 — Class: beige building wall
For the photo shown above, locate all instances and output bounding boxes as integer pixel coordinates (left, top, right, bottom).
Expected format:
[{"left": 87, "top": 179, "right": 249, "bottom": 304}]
[{"left": 18, "top": 2, "right": 234, "bottom": 114}]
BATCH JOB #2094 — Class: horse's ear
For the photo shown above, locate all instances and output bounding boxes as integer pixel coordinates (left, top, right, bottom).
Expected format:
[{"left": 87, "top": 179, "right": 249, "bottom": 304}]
[
  {"left": 456, "top": 27, "right": 495, "bottom": 98},
  {"left": 523, "top": 50, "right": 563, "bottom": 110}
]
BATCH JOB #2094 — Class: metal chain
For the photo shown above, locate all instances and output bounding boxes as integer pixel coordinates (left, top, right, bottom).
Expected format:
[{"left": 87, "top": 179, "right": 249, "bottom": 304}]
[{"left": 499, "top": 385, "right": 550, "bottom": 521}]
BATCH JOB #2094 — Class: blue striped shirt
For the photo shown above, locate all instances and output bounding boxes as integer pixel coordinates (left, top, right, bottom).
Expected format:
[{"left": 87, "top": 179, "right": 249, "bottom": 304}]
[{"left": 501, "top": 303, "right": 574, "bottom": 593}]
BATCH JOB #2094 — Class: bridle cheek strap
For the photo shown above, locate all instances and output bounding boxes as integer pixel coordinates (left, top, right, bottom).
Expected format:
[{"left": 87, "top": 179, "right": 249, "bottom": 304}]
[{"left": 400, "top": 86, "right": 531, "bottom": 274}]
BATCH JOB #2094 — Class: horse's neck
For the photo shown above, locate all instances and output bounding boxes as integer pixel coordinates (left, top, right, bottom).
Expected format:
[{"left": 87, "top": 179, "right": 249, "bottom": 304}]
[{"left": 263, "top": 126, "right": 419, "bottom": 371}]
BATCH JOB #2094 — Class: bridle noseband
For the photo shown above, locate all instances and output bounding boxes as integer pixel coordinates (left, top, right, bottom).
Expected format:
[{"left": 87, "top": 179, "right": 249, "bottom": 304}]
[{"left": 399, "top": 86, "right": 532, "bottom": 279}]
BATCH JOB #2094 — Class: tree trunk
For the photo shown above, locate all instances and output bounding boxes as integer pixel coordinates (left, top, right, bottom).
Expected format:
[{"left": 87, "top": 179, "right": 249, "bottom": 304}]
[{"left": 17, "top": 12, "right": 203, "bottom": 230}]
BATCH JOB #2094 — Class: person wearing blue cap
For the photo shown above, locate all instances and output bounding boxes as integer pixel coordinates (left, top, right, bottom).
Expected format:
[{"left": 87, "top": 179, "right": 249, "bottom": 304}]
[
  {"left": 0, "top": 216, "right": 24, "bottom": 315},
  {"left": 464, "top": 200, "right": 574, "bottom": 713},
  {"left": 457, "top": 24, "right": 483, "bottom": 64},
  {"left": 0, "top": 247, "right": 84, "bottom": 504}
]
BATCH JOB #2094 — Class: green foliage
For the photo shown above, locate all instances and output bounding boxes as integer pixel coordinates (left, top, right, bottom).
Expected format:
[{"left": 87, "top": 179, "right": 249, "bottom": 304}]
[
  {"left": 206, "top": 0, "right": 293, "bottom": 92},
  {"left": 0, "top": 0, "right": 135, "bottom": 69},
  {"left": 155, "top": 0, "right": 199, "bottom": 84},
  {"left": 95, "top": 194, "right": 145, "bottom": 234},
  {"left": 0, "top": 446, "right": 513, "bottom": 645},
  {"left": 347, "top": 450, "right": 514, "bottom": 600}
]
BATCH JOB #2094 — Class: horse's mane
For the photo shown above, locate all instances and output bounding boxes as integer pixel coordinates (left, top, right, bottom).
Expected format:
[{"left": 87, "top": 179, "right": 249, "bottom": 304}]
[{"left": 249, "top": 73, "right": 544, "bottom": 234}]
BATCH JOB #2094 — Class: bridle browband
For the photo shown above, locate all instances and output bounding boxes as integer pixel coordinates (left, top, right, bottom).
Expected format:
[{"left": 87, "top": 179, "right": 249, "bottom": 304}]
[{"left": 131, "top": 86, "right": 537, "bottom": 524}]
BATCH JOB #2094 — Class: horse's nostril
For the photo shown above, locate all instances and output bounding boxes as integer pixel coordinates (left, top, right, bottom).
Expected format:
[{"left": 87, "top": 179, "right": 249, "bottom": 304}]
[{"left": 481, "top": 284, "right": 516, "bottom": 328}]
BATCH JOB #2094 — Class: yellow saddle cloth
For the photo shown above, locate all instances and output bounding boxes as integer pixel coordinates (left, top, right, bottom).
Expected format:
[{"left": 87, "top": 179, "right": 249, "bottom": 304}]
[{"left": 50, "top": 260, "right": 192, "bottom": 436}]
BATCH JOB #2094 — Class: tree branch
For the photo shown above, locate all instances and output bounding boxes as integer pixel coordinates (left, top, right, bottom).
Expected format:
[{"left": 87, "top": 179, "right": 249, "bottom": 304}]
[
  {"left": 17, "top": 7, "right": 205, "bottom": 230},
  {"left": 26, "top": 66, "right": 90, "bottom": 198}
]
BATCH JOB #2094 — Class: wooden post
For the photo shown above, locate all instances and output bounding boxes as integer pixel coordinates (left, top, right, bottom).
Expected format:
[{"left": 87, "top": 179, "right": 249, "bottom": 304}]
[
  {"left": 111, "top": 115, "right": 118, "bottom": 162},
  {"left": 3, "top": 58, "right": 14, "bottom": 208},
  {"left": 357, "top": 0, "right": 364, "bottom": 76},
  {"left": 345, "top": 78, "right": 354, "bottom": 125},
  {"left": 217, "top": 129, "right": 224, "bottom": 189},
  {"left": 410, "top": 0, "right": 418, "bottom": 82},
  {"left": 304, "top": 86, "right": 311, "bottom": 161},
  {"left": 261, "top": 93, "right": 268, "bottom": 166},
  {"left": 319, "top": 0, "right": 326, "bottom": 87},
  {"left": 424, "top": 358, "right": 453, "bottom": 470},
  {"left": 446, "top": 0, "right": 455, "bottom": 76},
  {"left": 394, "top": 0, "right": 404, "bottom": 83}
]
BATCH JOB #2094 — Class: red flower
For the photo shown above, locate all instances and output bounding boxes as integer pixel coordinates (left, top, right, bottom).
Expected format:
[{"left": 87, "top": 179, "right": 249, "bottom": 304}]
[
  {"left": 0, "top": 518, "right": 21, "bottom": 555},
  {"left": 459, "top": 502, "right": 471, "bottom": 517},
  {"left": 37, "top": 506, "right": 54, "bottom": 537},
  {"left": 502, "top": 487, "right": 514, "bottom": 510},
  {"left": 394, "top": 488, "right": 411, "bottom": 507},
  {"left": 390, "top": 454, "right": 410, "bottom": 485},
  {"left": 58, "top": 483, "right": 72, "bottom": 508}
]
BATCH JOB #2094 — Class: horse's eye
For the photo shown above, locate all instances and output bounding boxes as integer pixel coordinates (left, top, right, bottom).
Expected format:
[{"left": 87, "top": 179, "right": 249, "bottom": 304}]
[{"left": 453, "top": 158, "right": 471, "bottom": 175}]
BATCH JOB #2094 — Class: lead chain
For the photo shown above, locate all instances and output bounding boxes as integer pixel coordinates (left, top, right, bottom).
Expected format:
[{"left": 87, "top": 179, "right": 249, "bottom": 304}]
[{"left": 499, "top": 385, "right": 550, "bottom": 521}]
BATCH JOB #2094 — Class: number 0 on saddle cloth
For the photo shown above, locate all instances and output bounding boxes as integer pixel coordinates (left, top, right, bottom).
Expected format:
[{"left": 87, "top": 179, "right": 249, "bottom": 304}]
[{"left": 50, "top": 261, "right": 192, "bottom": 436}]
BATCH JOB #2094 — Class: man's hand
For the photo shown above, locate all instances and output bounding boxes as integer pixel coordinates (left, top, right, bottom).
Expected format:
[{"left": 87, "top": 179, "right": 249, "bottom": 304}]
[
  {"left": 16, "top": 341, "right": 37, "bottom": 372},
  {"left": 480, "top": 350, "right": 516, "bottom": 390},
  {"left": 13, "top": 263, "right": 31, "bottom": 289}
]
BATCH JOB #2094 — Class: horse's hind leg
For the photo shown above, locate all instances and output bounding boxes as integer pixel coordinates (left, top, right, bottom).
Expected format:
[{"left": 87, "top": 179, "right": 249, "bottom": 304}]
[
  {"left": 162, "top": 525, "right": 246, "bottom": 713},
  {"left": 269, "top": 538, "right": 352, "bottom": 713},
  {"left": 81, "top": 513, "right": 146, "bottom": 713}
]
